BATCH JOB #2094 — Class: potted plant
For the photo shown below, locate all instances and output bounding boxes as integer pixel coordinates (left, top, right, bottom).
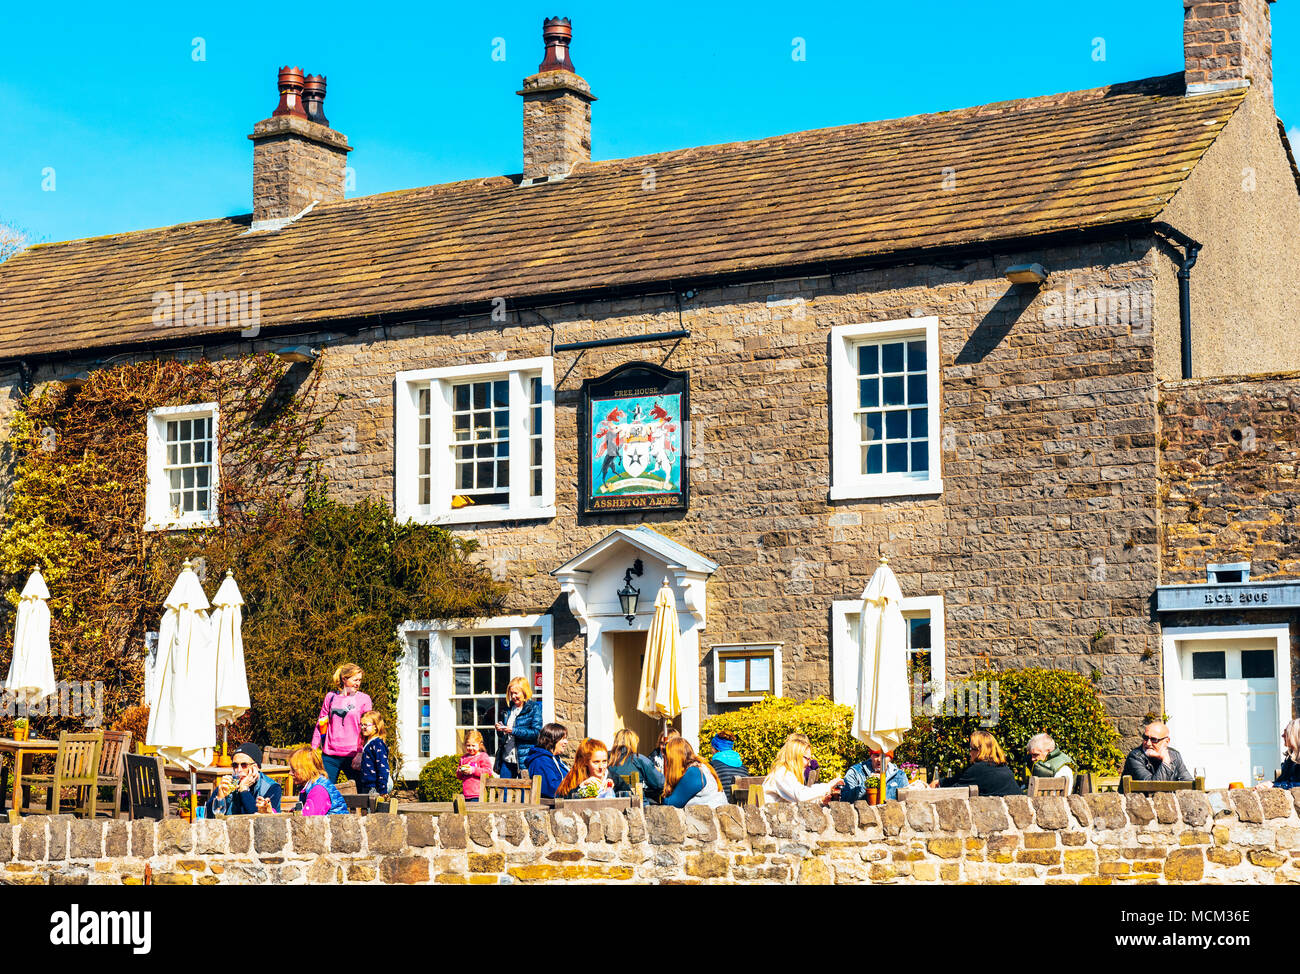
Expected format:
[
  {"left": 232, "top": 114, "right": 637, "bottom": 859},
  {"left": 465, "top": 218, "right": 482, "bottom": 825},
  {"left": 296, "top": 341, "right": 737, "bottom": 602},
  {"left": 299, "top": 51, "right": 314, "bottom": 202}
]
[
  {"left": 863, "top": 773, "right": 882, "bottom": 805},
  {"left": 13, "top": 717, "right": 28, "bottom": 742}
]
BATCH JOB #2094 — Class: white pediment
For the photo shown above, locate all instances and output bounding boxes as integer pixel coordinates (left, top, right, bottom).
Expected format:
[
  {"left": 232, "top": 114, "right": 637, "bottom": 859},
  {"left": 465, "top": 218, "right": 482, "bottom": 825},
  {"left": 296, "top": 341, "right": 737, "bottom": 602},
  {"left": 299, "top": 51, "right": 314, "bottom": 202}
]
[{"left": 550, "top": 526, "right": 718, "bottom": 632}]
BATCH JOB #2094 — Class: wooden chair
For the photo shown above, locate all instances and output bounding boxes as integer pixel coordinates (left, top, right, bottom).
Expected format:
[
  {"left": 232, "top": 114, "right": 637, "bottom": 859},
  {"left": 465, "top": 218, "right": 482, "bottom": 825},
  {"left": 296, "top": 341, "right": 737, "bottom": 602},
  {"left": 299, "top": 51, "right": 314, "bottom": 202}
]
[
  {"left": 731, "top": 776, "right": 767, "bottom": 806},
  {"left": 124, "top": 753, "right": 170, "bottom": 820},
  {"left": 1120, "top": 775, "right": 1204, "bottom": 794},
  {"left": 341, "top": 791, "right": 398, "bottom": 815},
  {"left": 898, "top": 785, "right": 979, "bottom": 802},
  {"left": 343, "top": 794, "right": 375, "bottom": 815},
  {"left": 1077, "top": 772, "right": 1121, "bottom": 794},
  {"left": 262, "top": 747, "right": 296, "bottom": 798},
  {"left": 453, "top": 799, "right": 519, "bottom": 812},
  {"left": 96, "top": 729, "right": 131, "bottom": 818},
  {"left": 22, "top": 732, "right": 103, "bottom": 818},
  {"left": 481, "top": 774, "right": 541, "bottom": 805},
  {"left": 397, "top": 801, "right": 456, "bottom": 814},
  {"left": 627, "top": 771, "right": 645, "bottom": 808},
  {"left": 1027, "top": 776, "right": 1068, "bottom": 797}
]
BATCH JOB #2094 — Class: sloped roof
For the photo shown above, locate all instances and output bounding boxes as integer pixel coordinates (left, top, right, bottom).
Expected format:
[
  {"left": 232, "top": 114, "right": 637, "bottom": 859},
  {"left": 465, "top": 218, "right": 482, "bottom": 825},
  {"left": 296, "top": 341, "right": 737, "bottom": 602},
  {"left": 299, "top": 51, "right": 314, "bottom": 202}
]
[
  {"left": 552, "top": 526, "right": 720, "bottom": 577},
  {"left": 0, "top": 74, "right": 1246, "bottom": 360}
]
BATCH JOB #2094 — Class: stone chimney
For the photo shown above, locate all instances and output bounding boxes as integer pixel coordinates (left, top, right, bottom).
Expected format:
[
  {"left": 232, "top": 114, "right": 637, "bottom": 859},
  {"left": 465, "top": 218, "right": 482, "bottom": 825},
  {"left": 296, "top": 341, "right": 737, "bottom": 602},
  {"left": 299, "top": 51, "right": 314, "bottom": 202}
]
[
  {"left": 1184, "top": 0, "right": 1275, "bottom": 100},
  {"left": 248, "top": 67, "right": 352, "bottom": 230},
  {"left": 518, "top": 17, "right": 595, "bottom": 181}
]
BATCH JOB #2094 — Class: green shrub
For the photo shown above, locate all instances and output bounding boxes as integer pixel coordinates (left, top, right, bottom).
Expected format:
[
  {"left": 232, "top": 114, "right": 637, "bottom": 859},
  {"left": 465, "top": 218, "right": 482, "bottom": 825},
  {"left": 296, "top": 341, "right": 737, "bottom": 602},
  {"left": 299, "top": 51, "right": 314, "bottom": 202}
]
[
  {"left": 700, "top": 696, "right": 871, "bottom": 784},
  {"left": 418, "top": 755, "right": 461, "bottom": 802},
  {"left": 893, "top": 668, "right": 1124, "bottom": 778}
]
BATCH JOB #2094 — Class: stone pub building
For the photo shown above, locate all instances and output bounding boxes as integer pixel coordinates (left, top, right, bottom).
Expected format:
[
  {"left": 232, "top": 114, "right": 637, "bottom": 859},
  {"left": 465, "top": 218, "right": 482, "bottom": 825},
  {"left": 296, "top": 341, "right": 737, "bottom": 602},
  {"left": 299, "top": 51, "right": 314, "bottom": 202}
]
[{"left": 0, "top": 2, "right": 1298, "bottom": 786}]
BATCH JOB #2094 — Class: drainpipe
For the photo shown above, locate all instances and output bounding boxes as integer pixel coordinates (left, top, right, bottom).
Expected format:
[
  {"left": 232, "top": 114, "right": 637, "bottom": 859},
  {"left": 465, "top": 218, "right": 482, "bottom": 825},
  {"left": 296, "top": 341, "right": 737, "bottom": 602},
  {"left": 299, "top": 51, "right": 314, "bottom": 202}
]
[{"left": 1152, "top": 223, "right": 1202, "bottom": 380}]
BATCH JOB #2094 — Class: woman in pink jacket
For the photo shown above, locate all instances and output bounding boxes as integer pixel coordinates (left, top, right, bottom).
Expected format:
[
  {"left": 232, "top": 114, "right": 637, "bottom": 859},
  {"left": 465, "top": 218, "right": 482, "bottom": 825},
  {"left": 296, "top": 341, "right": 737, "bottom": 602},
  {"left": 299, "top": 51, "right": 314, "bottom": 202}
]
[{"left": 311, "top": 663, "right": 373, "bottom": 787}]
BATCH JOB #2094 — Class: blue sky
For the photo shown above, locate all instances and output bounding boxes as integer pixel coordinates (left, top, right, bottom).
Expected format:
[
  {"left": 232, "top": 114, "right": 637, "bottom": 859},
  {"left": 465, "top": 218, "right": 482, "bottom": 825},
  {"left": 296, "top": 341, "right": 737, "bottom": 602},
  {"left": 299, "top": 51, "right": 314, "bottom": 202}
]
[{"left": 2, "top": 1, "right": 1296, "bottom": 245}]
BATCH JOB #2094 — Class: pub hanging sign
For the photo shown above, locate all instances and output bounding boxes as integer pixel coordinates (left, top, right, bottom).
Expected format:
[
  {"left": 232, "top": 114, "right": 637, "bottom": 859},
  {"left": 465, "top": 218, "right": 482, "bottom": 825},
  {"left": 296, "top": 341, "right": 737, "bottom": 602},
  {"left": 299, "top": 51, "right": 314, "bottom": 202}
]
[{"left": 579, "top": 362, "right": 689, "bottom": 514}]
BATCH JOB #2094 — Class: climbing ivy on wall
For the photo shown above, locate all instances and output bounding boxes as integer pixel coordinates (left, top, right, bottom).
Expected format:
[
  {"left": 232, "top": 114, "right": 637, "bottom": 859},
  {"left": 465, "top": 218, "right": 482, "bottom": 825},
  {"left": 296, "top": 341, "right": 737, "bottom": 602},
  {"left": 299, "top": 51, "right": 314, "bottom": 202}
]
[{"left": 0, "top": 355, "right": 509, "bottom": 765}]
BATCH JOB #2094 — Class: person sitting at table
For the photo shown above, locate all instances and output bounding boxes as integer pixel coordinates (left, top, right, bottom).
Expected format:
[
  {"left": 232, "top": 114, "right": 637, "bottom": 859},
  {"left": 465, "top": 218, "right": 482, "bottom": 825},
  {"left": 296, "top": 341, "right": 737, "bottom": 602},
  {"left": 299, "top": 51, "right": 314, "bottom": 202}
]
[
  {"left": 1262, "top": 718, "right": 1300, "bottom": 789},
  {"left": 608, "top": 728, "right": 664, "bottom": 803},
  {"left": 651, "top": 727, "right": 681, "bottom": 774},
  {"left": 938, "top": 730, "right": 1024, "bottom": 796},
  {"left": 1027, "top": 733, "right": 1075, "bottom": 794},
  {"left": 524, "top": 722, "right": 571, "bottom": 800},
  {"left": 840, "top": 750, "right": 909, "bottom": 802},
  {"left": 287, "top": 747, "right": 349, "bottom": 815},
  {"left": 206, "top": 743, "right": 282, "bottom": 816},
  {"left": 662, "top": 737, "right": 728, "bottom": 808},
  {"left": 707, "top": 730, "right": 751, "bottom": 802},
  {"left": 1123, "top": 720, "right": 1192, "bottom": 782},
  {"left": 555, "top": 738, "right": 630, "bottom": 800},
  {"left": 762, "top": 733, "right": 842, "bottom": 805}
]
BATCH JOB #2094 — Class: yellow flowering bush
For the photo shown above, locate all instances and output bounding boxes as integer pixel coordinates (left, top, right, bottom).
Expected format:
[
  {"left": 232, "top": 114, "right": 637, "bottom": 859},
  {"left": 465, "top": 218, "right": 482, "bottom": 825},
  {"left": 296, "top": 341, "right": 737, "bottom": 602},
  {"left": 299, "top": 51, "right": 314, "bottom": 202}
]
[{"left": 700, "top": 696, "right": 871, "bottom": 782}]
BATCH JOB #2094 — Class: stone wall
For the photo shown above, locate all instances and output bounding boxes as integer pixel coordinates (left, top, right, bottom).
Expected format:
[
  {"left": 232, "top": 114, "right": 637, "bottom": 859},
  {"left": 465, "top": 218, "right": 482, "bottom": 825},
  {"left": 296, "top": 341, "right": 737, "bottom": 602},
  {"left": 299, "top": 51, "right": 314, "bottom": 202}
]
[
  {"left": 5, "top": 790, "right": 1300, "bottom": 885},
  {"left": 1159, "top": 372, "right": 1300, "bottom": 583}
]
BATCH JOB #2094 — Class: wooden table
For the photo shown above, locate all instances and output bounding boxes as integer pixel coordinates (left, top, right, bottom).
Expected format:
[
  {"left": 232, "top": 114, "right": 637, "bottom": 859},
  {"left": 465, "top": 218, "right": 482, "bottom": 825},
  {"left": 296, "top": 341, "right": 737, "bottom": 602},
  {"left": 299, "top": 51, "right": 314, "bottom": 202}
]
[
  {"left": 397, "top": 801, "right": 456, "bottom": 814},
  {"left": 160, "top": 762, "right": 291, "bottom": 782},
  {"left": 160, "top": 762, "right": 292, "bottom": 801},
  {"left": 0, "top": 736, "right": 60, "bottom": 820}
]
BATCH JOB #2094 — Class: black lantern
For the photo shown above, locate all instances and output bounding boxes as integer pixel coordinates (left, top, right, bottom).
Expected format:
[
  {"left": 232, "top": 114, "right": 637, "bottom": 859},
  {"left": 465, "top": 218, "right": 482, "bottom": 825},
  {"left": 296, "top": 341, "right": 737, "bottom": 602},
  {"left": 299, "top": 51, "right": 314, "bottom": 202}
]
[{"left": 618, "top": 559, "right": 644, "bottom": 624}]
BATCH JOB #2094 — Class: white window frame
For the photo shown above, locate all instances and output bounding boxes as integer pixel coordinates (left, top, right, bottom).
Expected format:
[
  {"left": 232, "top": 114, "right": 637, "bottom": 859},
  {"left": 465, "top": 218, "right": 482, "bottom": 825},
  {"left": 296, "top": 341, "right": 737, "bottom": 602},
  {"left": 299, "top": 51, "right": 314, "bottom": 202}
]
[
  {"left": 394, "top": 357, "right": 555, "bottom": 525},
  {"left": 831, "top": 595, "right": 945, "bottom": 707},
  {"left": 395, "top": 613, "right": 554, "bottom": 781},
  {"left": 144, "top": 402, "right": 220, "bottom": 531},
  {"left": 829, "top": 317, "right": 942, "bottom": 500},
  {"left": 711, "top": 643, "right": 783, "bottom": 703}
]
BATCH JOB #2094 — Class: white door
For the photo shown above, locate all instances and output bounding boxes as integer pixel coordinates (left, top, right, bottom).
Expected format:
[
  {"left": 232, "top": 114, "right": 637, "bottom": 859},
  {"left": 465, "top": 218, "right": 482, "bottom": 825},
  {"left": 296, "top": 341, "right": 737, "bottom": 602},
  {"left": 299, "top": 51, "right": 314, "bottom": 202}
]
[{"left": 1174, "top": 637, "right": 1279, "bottom": 789}]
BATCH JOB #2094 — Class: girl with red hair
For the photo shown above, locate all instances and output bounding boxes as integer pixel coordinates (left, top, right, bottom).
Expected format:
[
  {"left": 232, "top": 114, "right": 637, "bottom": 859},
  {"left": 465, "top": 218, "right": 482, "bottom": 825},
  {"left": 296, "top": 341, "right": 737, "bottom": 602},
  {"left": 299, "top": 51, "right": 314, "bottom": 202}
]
[{"left": 556, "top": 738, "right": 630, "bottom": 800}]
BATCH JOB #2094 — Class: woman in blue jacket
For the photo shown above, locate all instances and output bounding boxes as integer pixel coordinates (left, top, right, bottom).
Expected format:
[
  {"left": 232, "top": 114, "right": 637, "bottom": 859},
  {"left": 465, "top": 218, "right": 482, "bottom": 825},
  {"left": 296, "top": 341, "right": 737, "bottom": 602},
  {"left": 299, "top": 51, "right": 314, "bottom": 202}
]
[
  {"left": 608, "top": 728, "right": 664, "bottom": 803},
  {"left": 524, "top": 722, "right": 570, "bottom": 799},
  {"left": 494, "top": 677, "right": 543, "bottom": 777}
]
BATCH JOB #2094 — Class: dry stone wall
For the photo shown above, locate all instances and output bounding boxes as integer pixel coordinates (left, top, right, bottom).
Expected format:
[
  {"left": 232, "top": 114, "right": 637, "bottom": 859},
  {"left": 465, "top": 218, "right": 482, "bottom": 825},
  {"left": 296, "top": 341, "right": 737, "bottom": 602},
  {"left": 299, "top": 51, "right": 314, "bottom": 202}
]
[{"left": 5, "top": 790, "right": 1300, "bottom": 885}]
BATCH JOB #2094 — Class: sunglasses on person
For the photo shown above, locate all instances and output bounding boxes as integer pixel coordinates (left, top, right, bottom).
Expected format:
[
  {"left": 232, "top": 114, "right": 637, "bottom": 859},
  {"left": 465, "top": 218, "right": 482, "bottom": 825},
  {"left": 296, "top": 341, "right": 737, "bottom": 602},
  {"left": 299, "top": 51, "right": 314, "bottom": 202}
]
[
  {"left": 232, "top": 760, "right": 256, "bottom": 769},
  {"left": 1141, "top": 735, "right": 1168, "bottom": 745}
]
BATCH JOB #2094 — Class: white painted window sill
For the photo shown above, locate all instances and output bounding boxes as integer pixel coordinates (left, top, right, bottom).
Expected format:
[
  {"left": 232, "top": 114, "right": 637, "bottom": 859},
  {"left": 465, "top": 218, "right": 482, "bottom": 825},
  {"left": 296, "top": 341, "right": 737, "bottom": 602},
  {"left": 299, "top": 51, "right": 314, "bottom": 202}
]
[
  {"left": 828, "top": 478, "right": 943, "bottom": 501},
  {"left": 410, "top": 505, "right": 557, "bottom": 527},
  {"left": 144, "top": 516, "right": 221, "bottom": 533}
]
